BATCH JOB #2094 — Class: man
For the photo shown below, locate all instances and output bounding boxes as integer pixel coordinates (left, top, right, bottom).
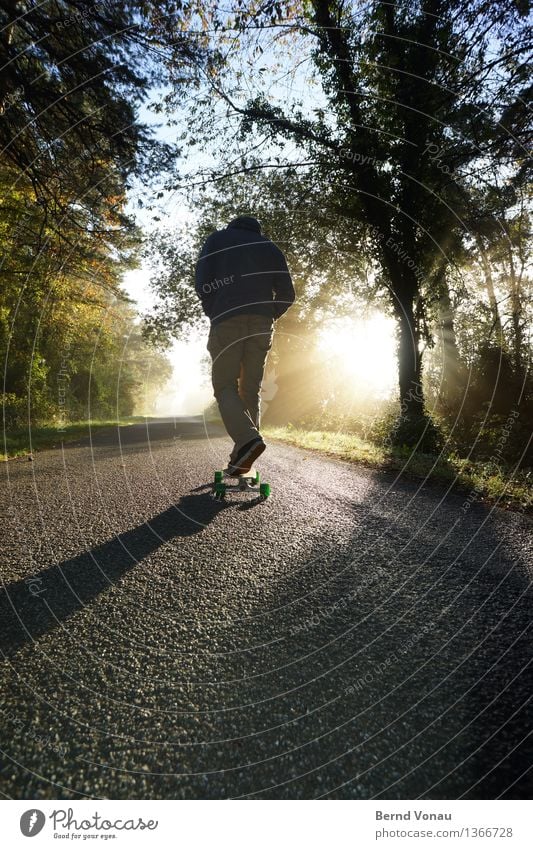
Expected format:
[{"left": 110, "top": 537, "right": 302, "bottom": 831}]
[{"left": 195, "top": 215, "right": 295, "bottom": 475}]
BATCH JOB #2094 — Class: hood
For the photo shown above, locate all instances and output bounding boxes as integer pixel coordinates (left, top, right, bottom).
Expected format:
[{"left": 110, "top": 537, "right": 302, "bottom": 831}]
[{"left": 226, "top": 216, "right": 262, "bottom": 234}]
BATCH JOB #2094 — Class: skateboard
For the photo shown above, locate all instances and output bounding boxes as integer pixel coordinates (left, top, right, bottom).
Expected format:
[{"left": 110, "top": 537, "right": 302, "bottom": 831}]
[{"left": 212, "top": 468, "right": 271, "bottom": 500}]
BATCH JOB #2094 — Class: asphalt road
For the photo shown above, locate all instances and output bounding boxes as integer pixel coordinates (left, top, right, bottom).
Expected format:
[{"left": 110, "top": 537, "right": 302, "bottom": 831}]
[{"left": 1, "top": 418, "right": 531, "bottom": 800}]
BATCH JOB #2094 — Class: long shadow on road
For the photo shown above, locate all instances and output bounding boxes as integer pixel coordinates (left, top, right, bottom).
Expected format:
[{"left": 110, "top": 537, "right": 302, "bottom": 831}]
[{"left": 0, "top": 491, "right": 233, "bottom": 657}]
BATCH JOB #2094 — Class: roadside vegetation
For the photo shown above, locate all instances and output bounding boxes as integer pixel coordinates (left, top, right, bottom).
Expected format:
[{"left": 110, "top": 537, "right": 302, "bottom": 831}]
[{"left": 265, "top": 425, "right": 531, "bottom": 511}]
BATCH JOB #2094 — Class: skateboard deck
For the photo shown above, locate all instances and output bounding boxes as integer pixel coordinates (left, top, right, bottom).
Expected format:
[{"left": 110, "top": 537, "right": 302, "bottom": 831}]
[{"left": 212, "top": 468, "right": 271, "bottom": 500}]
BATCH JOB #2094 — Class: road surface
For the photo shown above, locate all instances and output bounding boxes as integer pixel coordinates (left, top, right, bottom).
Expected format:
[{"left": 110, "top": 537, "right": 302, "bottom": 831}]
[{"left": 1, "top": 418, "right": 531, "bottom": 799}]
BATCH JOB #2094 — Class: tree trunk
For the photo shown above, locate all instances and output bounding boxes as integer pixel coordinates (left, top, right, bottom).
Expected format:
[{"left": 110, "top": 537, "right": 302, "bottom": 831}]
[
  {"left": 437, "top": 280, "right": 464, "bottom": 406},
  {"left": 507, "top": 247, "right": 524, "bottom": 377},
  {"left": 396, "top": 296, "right": 424, "bottom": 420},
  {"left": 476, "top": 235, "right": 503, "bottom": 341},
  {"left": 391, "top": 292, "right": 443, "bottom": 451}
]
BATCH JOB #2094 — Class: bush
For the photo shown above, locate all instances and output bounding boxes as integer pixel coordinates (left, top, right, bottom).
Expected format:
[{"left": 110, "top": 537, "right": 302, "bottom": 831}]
[
  {"left": 371, "top": 409, "right": 444, "bottom": 454},
  {"left": 1, "top": 392, "right": 27, "bottom": 430},
  {"left": 450, "top": 409, "right": 533, "bottom": 468}
]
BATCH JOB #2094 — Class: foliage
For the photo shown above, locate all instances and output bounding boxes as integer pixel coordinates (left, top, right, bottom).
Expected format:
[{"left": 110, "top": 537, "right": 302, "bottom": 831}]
[
  {"left": 0, "top": 2, "right": 177, "bottom": 429},
  {"left": 144, "top": 0, "right": 532, "bottom": 443}
]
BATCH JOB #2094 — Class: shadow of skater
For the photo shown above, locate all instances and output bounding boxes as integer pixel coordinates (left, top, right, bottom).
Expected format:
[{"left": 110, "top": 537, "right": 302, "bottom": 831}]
[{"left": 0, "top": 492, "right": 228, "bottom": 656}]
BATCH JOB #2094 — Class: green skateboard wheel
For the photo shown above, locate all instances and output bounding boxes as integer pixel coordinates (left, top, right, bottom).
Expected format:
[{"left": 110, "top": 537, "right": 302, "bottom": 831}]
[
  {"left": 214, "top": 470, "right": 223, "bottom": 483},
  {"left": 214, "top": 482, "right": 226, "bottom": 498},
  {"left": 259, "top": 482, "right": 271, "bottom": 499},
  {"left": 254, "top": 470, "right": 260, "bottom": 484}
]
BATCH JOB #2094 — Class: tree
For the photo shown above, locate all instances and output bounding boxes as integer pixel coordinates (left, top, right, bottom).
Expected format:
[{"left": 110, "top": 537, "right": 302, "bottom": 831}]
[
  {"left": 0, "top": 1, "right": 184, "bottom": 427},
  {"left": 150, "top": 0, "right": 531, "bottom": 443}
]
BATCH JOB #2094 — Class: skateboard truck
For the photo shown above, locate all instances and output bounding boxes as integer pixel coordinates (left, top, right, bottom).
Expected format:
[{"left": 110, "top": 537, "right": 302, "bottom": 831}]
[{"left": 212, "top": 468, "right": 271, "bottom": 500}]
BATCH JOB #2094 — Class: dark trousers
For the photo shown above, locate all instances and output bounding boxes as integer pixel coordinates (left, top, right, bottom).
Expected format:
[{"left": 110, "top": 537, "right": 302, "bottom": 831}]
[{"left": 207, "top": 314, "right": 273, "bottom": 448}]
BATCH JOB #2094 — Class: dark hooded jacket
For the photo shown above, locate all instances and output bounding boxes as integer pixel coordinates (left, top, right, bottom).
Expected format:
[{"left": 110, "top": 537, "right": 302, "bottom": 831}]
[{"left": 194, "top": 216, "right": 295, "bottom": 326}]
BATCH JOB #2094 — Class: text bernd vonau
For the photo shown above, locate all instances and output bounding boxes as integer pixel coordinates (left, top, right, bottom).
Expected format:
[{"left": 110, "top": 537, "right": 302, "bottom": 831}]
[{"left": 376, "top": 811, "right": 452, "bottom": 821}]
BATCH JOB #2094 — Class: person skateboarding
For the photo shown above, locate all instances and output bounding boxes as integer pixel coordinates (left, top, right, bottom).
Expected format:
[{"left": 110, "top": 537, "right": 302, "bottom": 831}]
[{"left": 195, "top": 215, "right": 295, "bottom": 476}]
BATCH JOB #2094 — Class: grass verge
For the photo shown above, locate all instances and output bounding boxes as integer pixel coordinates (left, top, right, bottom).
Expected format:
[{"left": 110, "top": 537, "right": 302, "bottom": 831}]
[
  {"left": 2, "top": 417, "right": 147, "bottom": 461},
  {"left": 264, "top": 425, "right": 532, "bottom": 511}
]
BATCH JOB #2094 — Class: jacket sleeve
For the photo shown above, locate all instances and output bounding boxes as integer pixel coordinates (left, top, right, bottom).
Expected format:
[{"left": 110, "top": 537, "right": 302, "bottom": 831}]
[
  {"left": 272, "top": 249, "right": 295, "bottom": 319},
  {"left": 194, "top": 234, "right": 216, "bottom": 315}
]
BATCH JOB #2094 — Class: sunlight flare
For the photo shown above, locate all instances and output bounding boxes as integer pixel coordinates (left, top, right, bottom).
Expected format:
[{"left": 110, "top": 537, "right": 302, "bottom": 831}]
[{"left": 317, "top": 313, "right": 397, "bottom": 399}]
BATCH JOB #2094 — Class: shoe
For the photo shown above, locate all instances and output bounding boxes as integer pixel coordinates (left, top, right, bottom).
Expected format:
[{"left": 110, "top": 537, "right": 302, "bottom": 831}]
[{"left": 227, "top": 437, "right": 266, "bottom": 476}]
